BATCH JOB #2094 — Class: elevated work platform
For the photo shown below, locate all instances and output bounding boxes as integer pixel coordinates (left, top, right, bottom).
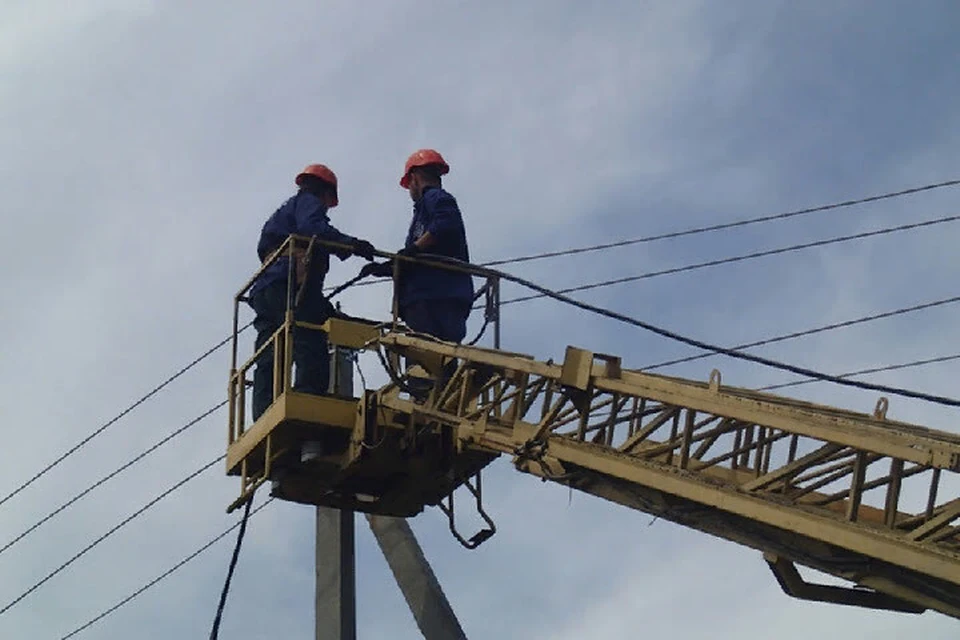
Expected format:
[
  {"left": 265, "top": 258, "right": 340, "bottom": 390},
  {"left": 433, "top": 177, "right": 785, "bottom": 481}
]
[
  {"left": 226, "top": 314, "right": 497, "bottom": 517},
  {"left": 227, "top": 236, "right": 960, "bottom": 620}
]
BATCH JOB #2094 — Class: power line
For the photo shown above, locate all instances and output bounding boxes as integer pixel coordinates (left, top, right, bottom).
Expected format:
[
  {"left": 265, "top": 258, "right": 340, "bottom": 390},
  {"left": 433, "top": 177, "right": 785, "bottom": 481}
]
[
  {"left": 393, "top": 251, "right": 960, "bottom": 408},
  {"left": 759, "top": 354, "right": 960, "bottom": 392},
  {"left": 337, "top": 176, "right": 960, "bottom": 294},
  {"left": 642, "top": 295, "right": 960, "bottom": 371},
  {"left": 0, "top": 402, "right": 226, "bottom": 559},
  {"left": 60, "top": 497, "right": 275, "bottom": 640},
  {"left": 483, "top": 177, "right": 960, "bottom": 267},
  {"left": 498, "top": 213, "right": 960, "bottom": 306},
  {"left": 0, "top": 455, "right": 223, "bottom": 617},
  {"left": 0, "top": 326, "right": 249, "bottom": 512},
  {"left": 498, "top": 274, "right": 960, "bottom": 406}
]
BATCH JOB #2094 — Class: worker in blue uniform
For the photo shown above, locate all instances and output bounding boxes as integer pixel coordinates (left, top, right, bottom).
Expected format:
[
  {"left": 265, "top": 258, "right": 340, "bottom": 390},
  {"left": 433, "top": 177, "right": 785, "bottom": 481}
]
[
  {"left": 362, "top": 149, "right": 474, "bottom": 343},
  {"left": 250, "top": 163, "right": 376, "bottom": 421}
]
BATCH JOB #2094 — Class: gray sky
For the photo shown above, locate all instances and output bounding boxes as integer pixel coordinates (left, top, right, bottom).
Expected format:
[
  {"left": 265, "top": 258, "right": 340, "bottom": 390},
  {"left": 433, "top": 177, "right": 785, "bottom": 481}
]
[{"left": 2, "top": 1, "right": 960, "bottom": 637}]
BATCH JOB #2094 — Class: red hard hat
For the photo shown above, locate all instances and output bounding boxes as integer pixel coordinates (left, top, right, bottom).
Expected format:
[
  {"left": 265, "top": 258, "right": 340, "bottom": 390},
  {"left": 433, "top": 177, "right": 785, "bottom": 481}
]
[
  {"left": 400, "top": 149, "right": 449, "bottom": 188},
  {"left": 295, "top": 164, "right": 338, "bottom": 207}
]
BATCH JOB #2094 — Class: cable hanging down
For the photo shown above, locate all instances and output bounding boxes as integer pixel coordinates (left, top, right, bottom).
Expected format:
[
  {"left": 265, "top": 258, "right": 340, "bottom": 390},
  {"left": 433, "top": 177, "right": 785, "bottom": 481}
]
[{"left": 208, "top": 496, "right": 253, "bottom": 640}]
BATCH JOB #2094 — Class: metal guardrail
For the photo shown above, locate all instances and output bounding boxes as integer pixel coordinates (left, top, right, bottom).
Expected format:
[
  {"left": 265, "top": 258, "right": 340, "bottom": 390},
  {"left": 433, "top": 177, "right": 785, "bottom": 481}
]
[{"left": 227, "top": 234, "right": 502, "bottom": 444}]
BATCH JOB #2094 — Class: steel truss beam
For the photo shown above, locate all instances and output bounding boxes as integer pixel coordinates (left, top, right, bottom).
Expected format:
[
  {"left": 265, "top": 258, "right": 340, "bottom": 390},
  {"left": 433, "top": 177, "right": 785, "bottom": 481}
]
[{"left": 374, "top": 334, "right": 960, "bottom": 619}]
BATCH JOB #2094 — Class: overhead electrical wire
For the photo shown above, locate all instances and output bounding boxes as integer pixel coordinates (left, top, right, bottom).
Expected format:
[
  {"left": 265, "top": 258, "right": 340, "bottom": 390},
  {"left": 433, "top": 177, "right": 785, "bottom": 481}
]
[
  {"left": 0, "top": 402, "right": 226, "bottom": 559},
  {"left": 8, "top": 178, "right": 956, "bottom": 506},
  {"left": 642, "top": 294, "right": 960, "bottom": 371},
  {"left": 60, "top": 498, "right": 275, "bottom": 640},
  {"left": 0, "top": 326, "right": 249, "bottom": 512},
  {"left": 389, "top": 250, "right": 960, "bottom": 408},
  {"left": 0, "top": 455, "right": 224, "bottom": 617},
  {"left": 498, "top": 214, "right": 960, "bottom": 306},
  {"left": 759, "top": 353, "right": 960, "bottom": 392},
  {"left": 334, "top": 176, "right": 960, "bottom": 293},
  {"left": 496, "top": 271, "right": 960, "bottom": 407}
]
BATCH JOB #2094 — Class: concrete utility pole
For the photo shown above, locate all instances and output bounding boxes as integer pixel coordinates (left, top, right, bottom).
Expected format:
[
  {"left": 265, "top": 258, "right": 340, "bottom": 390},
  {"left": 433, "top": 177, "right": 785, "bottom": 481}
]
[
  {"left": 315, "top": 346, "right": 357, "bottom": 640},
  {"left": 314, "top": 338, "right": 468, "bottom": 639},
  {"left": 366, "top": 515, "right": 468, "bottom": 639}
]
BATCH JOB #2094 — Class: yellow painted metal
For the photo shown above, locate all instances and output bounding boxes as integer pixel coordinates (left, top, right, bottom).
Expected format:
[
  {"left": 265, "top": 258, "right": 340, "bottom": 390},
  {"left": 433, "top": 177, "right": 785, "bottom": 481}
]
[
  {"left": 322, "top": 316, "right": 383, "bottom": 350},
  {"left": 226, "top": 247, "right": 960, "bottom": 619},
  {"left": 363, "top": 335, "right": 960, "bottom": 618}
]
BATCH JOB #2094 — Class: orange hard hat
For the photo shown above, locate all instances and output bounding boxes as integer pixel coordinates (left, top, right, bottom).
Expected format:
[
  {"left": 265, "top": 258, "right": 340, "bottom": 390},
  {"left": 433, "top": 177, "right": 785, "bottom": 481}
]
[
  {"left": 400, "top": 149, "right": 449, "bottom": 188},
  {"left": 295, "top": 164, "right": 338, "bottom": 206}
]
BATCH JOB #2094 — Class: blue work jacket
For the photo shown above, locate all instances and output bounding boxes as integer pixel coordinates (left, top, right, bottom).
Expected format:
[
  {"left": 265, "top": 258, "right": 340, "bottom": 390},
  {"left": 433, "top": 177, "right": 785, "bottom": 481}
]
[
  {"left": 252, "top": 190, "right": 357, "bottom": 296},
  {"left": 398, "top": 185, "right": 474, "bottom": 307}
]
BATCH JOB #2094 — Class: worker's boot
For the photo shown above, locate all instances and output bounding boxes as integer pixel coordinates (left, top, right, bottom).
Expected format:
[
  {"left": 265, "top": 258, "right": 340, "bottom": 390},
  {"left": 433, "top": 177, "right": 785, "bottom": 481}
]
[
  {"left": 405, "top": 377, "right": 434, "bottom": 403},
  {"left": 301, "top": 440, "right": 324, "bottom": 462}
]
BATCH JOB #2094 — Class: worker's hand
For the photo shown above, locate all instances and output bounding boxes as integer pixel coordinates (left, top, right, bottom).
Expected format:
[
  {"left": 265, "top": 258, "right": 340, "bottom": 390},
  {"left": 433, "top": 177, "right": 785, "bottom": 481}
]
[
  {"left": 351, "top": 239, "right": 377, "bottom": 261},
  {"left": 396, "top": 245, "right": 420, "bottom": 258},
  {"left": 360, "top": 261, "right": 394, "bottom": 278}
]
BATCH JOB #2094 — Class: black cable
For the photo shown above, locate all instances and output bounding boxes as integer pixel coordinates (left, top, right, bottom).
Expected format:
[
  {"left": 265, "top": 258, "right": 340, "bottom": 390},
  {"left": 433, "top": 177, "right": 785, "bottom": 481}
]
[
  {"left": 509, "top": 281, "right": 960, "bottom": 405},
  {"left": 467, "top": 316, "right": 491, "bottom": 346},
  {"left": 0, "top": 455, "right": 223, "bottom": 617},
  {"left": 498, "top": 214, "right": 960, "bottom": 306},
  {"left": 60, "top": 498, "right": 275, "bottom": 640},
  {"left": 377, "top": 242, "right": 960, "bottom": 407},
  {"left": 0, "top": 324, "right": 250, "bottom": 511},
  {"left": 330, "top": 176, "right": 960, "bottom": 293},
  {"left": 643, "top": 295, "right": 960, "bottom": 371},
  {"left": 494, "top": 268, "right": 960, "bottom": 407},
  {"left": 760, "top": 354, "right": 960, "bottom": 392},
  {"left": 356, "top": 356, "right": 369, "bottom": 391},
  {"left": 0, "top": 402, "right": 226, "bottom": 559},
  {"left": 208, "top": 496, "right": 253, "bottom": 640}
]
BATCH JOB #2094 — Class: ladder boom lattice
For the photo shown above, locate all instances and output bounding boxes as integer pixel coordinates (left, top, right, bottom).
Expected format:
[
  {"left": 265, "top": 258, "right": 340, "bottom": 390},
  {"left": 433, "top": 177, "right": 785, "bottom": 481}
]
[{"left": 373, "top": 334, "right": 960, "bottom": 619}]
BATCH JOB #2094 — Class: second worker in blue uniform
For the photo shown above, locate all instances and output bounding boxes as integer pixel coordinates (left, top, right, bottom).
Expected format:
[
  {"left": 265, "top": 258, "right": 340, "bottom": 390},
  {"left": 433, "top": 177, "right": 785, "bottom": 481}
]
[{"left": 363, "top": 148, "right": 474, "bottom": 343}]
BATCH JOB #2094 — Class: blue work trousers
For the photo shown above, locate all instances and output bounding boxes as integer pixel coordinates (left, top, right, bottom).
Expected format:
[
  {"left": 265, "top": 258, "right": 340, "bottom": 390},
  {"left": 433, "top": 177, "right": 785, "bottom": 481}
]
[
  {"left": 249, "top": 277, "right": 332, "bottom": 421},
  {"left": 399, "top": 298, "right": 471, "bottom": 343}
]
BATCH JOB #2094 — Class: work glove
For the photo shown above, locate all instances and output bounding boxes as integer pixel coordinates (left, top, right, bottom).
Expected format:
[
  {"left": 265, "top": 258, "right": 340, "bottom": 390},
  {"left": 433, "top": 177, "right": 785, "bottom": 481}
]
[
  {"left": 351, "top": 239, "right": 377, "bottom": 261},
  {"left": 396, "top": 245, "right": 420, "bottom": 258},
  {"left": 360, "top": 261, "right": 394, "bottom": 278}
]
